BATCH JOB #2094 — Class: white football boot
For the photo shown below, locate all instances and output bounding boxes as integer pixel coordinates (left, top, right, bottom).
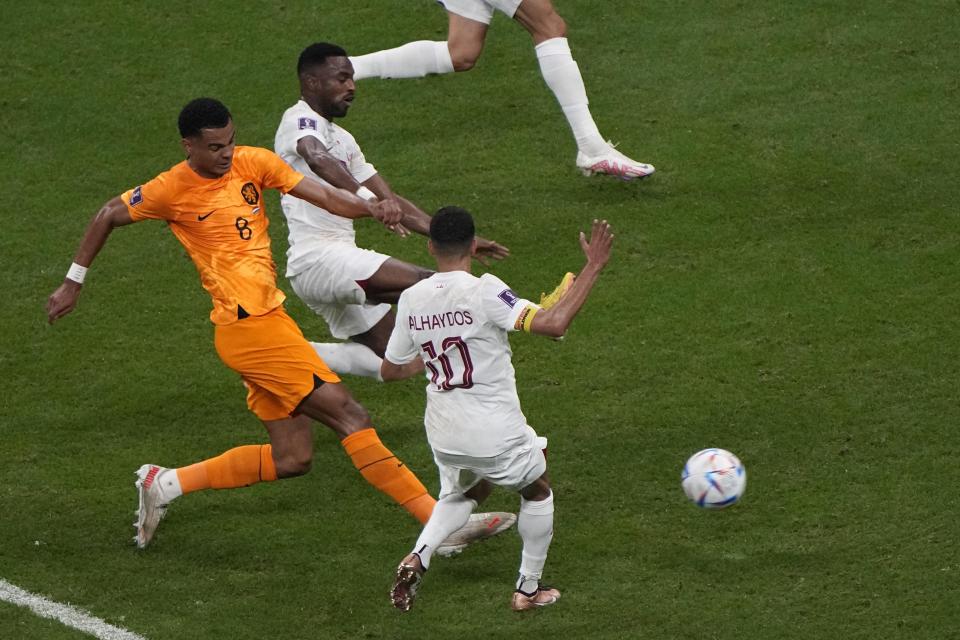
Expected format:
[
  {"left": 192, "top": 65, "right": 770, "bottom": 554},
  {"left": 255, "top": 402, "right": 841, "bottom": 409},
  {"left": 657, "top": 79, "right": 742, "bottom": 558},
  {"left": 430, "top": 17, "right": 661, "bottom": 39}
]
[
  {"left": 511, "top": 583, "right": 562, "bottom": 611},
  {"left": 133, "top": 464, "right": 170, "bottom": 549},
  {"left": 435, "top": 512, "right": 517, "bottom": 558},
  {"left": 576, "top": 143, "right": 655, "bottom": 180}
]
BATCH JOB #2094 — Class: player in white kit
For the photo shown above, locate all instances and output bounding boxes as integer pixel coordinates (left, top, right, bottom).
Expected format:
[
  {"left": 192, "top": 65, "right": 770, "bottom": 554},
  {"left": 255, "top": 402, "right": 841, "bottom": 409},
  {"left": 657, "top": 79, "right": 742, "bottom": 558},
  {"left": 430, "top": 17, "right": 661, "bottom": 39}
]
[
  {"left": 382, "top": 206, "right": 613, "bottom": 611},
  {"left": 275, "top": 43, "right": 509, "bottom": 381},
  {"left": 349, "top": 0, "right": 655, "bottom": 180}
]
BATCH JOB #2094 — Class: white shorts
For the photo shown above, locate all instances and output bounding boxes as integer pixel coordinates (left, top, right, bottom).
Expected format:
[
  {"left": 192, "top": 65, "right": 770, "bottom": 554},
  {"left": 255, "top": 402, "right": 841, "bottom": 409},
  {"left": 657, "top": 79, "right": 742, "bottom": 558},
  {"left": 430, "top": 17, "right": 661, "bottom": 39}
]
[
  {"left": 434, "top": 427, "right": 548, "bottom": 498},
  {"left": 288, "top": 243, "right": 391, "bottom": 339},
  {"left": 439, "top": 0, "right": 522, "bottom": 24}
]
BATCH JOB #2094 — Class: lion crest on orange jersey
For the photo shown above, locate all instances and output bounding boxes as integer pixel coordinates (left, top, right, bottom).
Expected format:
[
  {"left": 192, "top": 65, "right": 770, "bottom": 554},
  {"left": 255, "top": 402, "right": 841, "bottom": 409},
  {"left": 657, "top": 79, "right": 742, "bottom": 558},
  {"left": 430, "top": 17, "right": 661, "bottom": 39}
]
[{"left": 241, "top": 182, "right": 259, "bottom": 205}]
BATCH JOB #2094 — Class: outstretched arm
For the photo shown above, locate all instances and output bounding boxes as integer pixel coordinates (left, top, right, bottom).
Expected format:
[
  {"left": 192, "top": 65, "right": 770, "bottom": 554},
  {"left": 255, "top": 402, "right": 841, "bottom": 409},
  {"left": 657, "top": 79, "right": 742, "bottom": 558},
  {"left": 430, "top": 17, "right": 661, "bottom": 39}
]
[
  {"left": 46, "top": 197, "right": 135, "bottom": 324},
  {"left": 296, "top": 136, "right": 364, "bottom": 193},
  {"left": 287, "top": 176, "right": 402, "bottom": 227},
  {"left": 295, "top": 136, "right": 397, "bottom": 214},
  {"left": 362, "top": 175, "right": 428, "bottom": 236},
  {"left": 528, "top": 220, "right": 614, "bottom": 338},
  {"left": 380, "top": 356, "right": 425, "bottom": 382},
  {"left": 297, "top": 136, "right": 508, "bottom": 257},
  {"left": 292, "top": 137, "right": 402, "bottom": 226},
  {"left": 363, "top": 175, "right": 509, "bottom": 262}
]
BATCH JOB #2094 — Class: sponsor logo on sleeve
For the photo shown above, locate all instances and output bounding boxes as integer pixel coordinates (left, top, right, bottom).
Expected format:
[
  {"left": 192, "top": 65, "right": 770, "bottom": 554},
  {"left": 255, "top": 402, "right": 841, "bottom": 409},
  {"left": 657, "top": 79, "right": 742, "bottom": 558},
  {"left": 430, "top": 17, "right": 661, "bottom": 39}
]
[
  {"left": 298, "top": 117, "right": 317, "bottom": 131},
  {"left": 129, "top": 186, "right": 143, "bottom": 206},
  {"left": 497, "top": 289, "right": 519, "bottom": 308}
]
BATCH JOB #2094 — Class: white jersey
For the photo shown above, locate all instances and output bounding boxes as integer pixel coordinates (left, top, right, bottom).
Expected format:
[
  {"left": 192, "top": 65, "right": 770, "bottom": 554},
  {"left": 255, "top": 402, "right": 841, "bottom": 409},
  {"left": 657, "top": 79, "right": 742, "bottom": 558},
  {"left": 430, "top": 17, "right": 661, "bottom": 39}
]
[
  {"left": 385, "top": 270, "right": 540, "bottom": 457},
  {"left": 274, "top": 99, "right": 378, "bottom": 276}
]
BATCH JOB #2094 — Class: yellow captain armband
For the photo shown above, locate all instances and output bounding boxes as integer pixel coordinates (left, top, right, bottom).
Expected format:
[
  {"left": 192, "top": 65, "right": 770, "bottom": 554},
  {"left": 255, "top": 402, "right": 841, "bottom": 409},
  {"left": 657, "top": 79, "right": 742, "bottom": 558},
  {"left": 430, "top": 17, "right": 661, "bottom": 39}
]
[{"left": 516, "top": 305, "right": 540, "bottom": 332}]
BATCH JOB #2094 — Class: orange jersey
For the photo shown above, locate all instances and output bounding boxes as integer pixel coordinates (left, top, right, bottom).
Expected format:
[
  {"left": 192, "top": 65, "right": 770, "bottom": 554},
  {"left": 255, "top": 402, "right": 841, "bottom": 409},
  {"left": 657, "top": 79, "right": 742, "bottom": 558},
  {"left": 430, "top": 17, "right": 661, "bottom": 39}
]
[{"left": 121, "top": 146, "right": 304, "bottom": 324}]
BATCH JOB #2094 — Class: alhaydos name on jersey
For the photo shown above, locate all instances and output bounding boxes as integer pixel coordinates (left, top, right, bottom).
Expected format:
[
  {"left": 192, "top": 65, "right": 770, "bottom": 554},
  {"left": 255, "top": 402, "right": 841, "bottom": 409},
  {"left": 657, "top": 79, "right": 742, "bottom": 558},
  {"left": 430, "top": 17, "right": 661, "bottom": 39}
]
[{"left": 408, "top": 311, "right": 474, "bottom": 331}]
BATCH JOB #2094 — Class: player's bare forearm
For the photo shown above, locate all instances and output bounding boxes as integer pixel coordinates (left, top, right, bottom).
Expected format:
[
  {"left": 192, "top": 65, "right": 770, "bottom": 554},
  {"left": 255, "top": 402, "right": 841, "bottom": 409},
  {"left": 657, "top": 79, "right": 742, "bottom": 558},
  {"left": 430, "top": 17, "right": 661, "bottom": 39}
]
[
  {"left": 46, "top": 197, "right": 133, "bottom": 324},
  {"left": 72, "top": 197, "right": 133, "bottom": 265},
  {"left": 396, "top": 196, "right": 431, "bottom": 236},
  {"left": 385, "top": 194, "right": 507, "bottom": 255},
  {"left": 298, "top": 137, "right": 360, "bottom": 191},
  {"left": 529, "top": 264, "right": 603, "bottom": 338},
  {"left": 310, "top": 157, "right": 358, "bottom": 189},
  {"left": 380, "top": 357, "right": 425, "bottom": 382},
  {"left": 362, "top": 174, "right": 396, "bottom": 202},
  {"left": 289, "top": 178, "right": 372, "bottom": 219},
  {"left": 530, "top": 220, "right": 613, "bottom": 338}
]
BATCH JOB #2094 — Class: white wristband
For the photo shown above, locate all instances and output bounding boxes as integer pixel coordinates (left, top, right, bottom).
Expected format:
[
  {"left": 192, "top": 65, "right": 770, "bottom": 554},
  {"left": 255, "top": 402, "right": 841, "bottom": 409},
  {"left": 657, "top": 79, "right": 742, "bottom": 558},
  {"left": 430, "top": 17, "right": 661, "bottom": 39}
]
[
  {"left": 355, "top": 186, "right": 377, "bottom": 201},
  {"left": 66, "top": 262, "right": 88, "bottom": 284}
]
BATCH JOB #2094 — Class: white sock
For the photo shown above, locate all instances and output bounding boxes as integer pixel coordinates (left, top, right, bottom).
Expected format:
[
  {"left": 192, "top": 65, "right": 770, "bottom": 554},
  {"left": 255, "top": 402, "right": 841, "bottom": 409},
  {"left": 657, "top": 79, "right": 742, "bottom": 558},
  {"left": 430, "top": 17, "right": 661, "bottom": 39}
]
[
  {"left": 310, "top": 342, "right": 383, "bottom": 381},
  {"left": 535, "top": 38, "right": 607, "bottom": 156},
  {"left": 412, "top": 494, "right": 476, "bottom": 570},
  {"left": 350, "top": 41, "right": 454, "bottom": 80},
  {"left": 516, "top": 491, "right": 554, "bottom": 592},
  {"left": 156, "top": 468, "right": 182, "bottom": 502}
]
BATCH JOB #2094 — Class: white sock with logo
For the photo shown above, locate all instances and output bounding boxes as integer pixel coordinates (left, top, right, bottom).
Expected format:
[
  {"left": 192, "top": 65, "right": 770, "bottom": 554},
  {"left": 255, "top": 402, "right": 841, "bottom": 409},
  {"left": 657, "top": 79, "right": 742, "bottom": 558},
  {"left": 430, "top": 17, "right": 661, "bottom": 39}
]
[
  {"left": 155, "top": 468, "right": 182, "bottom": 502},
  {"left": 412, "top": 494, "right": 476, "bottom": 570},
  {"left": 350, "top": 41, "right": 455, "bottom": 80},
  {"left": 516, "top": 491, "right": 554, "bottom": 592},
  {"left": 310, "top": 342, "right": 384, "bottom": 381},
  {"left": 535, "top": 38, "right": 607, "bottom": 157}
]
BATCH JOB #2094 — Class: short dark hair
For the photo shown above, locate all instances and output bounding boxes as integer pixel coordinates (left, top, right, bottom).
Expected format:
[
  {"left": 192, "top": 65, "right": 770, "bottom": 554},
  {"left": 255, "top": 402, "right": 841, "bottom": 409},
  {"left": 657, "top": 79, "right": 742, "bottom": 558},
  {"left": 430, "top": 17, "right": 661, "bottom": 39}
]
[
  {"left": 430, "top": 206, "right": 475, "bottom": 255},
  {"left": 298, "top": 42, "right": 348, "bottom": 75},
  {"left": 178, "top": 98, "right": 231, "bottom": 138}
]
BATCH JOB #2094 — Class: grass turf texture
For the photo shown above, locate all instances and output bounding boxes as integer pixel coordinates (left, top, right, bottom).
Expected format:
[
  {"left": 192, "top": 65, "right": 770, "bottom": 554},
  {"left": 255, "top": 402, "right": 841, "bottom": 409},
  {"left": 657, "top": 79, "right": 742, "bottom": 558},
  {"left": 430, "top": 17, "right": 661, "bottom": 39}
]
[{"left": 2, "top": 1, "right": 958, "bottom": 638}]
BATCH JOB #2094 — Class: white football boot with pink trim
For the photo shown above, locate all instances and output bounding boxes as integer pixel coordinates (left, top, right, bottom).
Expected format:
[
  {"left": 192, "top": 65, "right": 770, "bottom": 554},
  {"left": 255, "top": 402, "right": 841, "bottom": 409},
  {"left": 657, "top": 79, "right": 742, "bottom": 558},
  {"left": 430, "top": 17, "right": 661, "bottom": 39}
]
[
  {"left": 576, "top": 143, "right": 655, "bottom": 180},
  {"left": 134, "top": 464, "right": 170, "bottom": 549}
]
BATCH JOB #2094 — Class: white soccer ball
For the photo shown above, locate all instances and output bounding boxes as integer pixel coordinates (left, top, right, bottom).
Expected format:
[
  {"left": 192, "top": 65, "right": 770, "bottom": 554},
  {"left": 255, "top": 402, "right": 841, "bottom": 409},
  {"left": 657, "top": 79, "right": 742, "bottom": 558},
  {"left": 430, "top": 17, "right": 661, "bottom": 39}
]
[{"left": 681, "top": 448, "right": 746, "bottom": 509}]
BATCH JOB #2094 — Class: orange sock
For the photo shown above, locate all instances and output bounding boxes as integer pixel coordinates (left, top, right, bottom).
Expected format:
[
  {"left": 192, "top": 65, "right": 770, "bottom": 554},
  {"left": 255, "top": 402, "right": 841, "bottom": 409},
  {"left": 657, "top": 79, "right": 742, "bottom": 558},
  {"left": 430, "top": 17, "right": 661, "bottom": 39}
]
[
  {"left": 342, "top": 428, "right": 436, "bottom": 523},
  {"left": 176, "top": 444, "right": 277, "bottom": 495}
]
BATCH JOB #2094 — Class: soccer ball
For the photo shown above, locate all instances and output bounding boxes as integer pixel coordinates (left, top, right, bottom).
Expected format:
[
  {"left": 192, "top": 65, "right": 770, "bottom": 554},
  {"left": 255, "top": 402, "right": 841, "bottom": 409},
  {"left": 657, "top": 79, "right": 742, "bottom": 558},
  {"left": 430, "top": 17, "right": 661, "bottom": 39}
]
[{"left": 681, "top": 448, "right": 746, "bottom": 509}]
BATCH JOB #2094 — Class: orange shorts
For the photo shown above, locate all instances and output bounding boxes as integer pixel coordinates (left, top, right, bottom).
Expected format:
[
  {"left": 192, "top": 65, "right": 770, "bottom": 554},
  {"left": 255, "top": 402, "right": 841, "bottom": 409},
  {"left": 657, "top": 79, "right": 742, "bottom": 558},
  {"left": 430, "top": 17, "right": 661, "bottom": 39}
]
[{"left": 214, "top": 306, "right": 341, "bottom": 421}]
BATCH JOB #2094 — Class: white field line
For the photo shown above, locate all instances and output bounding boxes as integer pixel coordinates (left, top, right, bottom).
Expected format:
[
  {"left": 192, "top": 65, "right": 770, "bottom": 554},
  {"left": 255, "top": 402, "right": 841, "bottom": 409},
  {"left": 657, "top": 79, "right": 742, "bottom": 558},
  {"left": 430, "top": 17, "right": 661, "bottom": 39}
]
[{"left": 0, "top": 578, "right": 147, "bottom": 640}]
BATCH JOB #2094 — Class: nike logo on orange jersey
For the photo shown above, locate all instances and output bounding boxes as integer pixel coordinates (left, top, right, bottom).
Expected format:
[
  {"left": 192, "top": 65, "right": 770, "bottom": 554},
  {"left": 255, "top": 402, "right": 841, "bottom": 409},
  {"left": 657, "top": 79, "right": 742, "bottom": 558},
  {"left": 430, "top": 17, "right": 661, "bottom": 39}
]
[{"left": 197, "top": 210, "right": 216, "bottom": 221}]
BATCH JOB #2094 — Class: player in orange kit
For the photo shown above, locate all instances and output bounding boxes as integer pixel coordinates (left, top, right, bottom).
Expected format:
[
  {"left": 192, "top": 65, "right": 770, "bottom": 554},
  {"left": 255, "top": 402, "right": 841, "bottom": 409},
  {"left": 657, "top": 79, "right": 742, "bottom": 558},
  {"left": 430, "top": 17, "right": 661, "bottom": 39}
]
[{"left": 46, "top": 98, "right": 514, "bottom": 551}]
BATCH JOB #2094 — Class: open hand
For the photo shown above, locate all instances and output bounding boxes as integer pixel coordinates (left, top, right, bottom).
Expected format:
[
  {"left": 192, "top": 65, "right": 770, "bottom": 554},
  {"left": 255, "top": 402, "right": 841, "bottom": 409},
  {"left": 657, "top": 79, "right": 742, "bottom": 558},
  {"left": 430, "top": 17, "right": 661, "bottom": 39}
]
[
  {"left": 473, "top": 237, "right": 510, "bottom": 266},
  {"left": 579, "top": 219, "right": 613, "bottom": 270}
]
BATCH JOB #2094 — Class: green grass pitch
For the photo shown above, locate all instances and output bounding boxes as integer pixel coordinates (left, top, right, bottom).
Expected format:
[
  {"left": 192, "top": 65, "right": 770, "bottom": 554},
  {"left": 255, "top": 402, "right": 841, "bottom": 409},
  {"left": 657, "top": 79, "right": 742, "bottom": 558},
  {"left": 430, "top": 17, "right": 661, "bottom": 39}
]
[{"left": 2, "top": 1, "right": 958, "bottom": 638}]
